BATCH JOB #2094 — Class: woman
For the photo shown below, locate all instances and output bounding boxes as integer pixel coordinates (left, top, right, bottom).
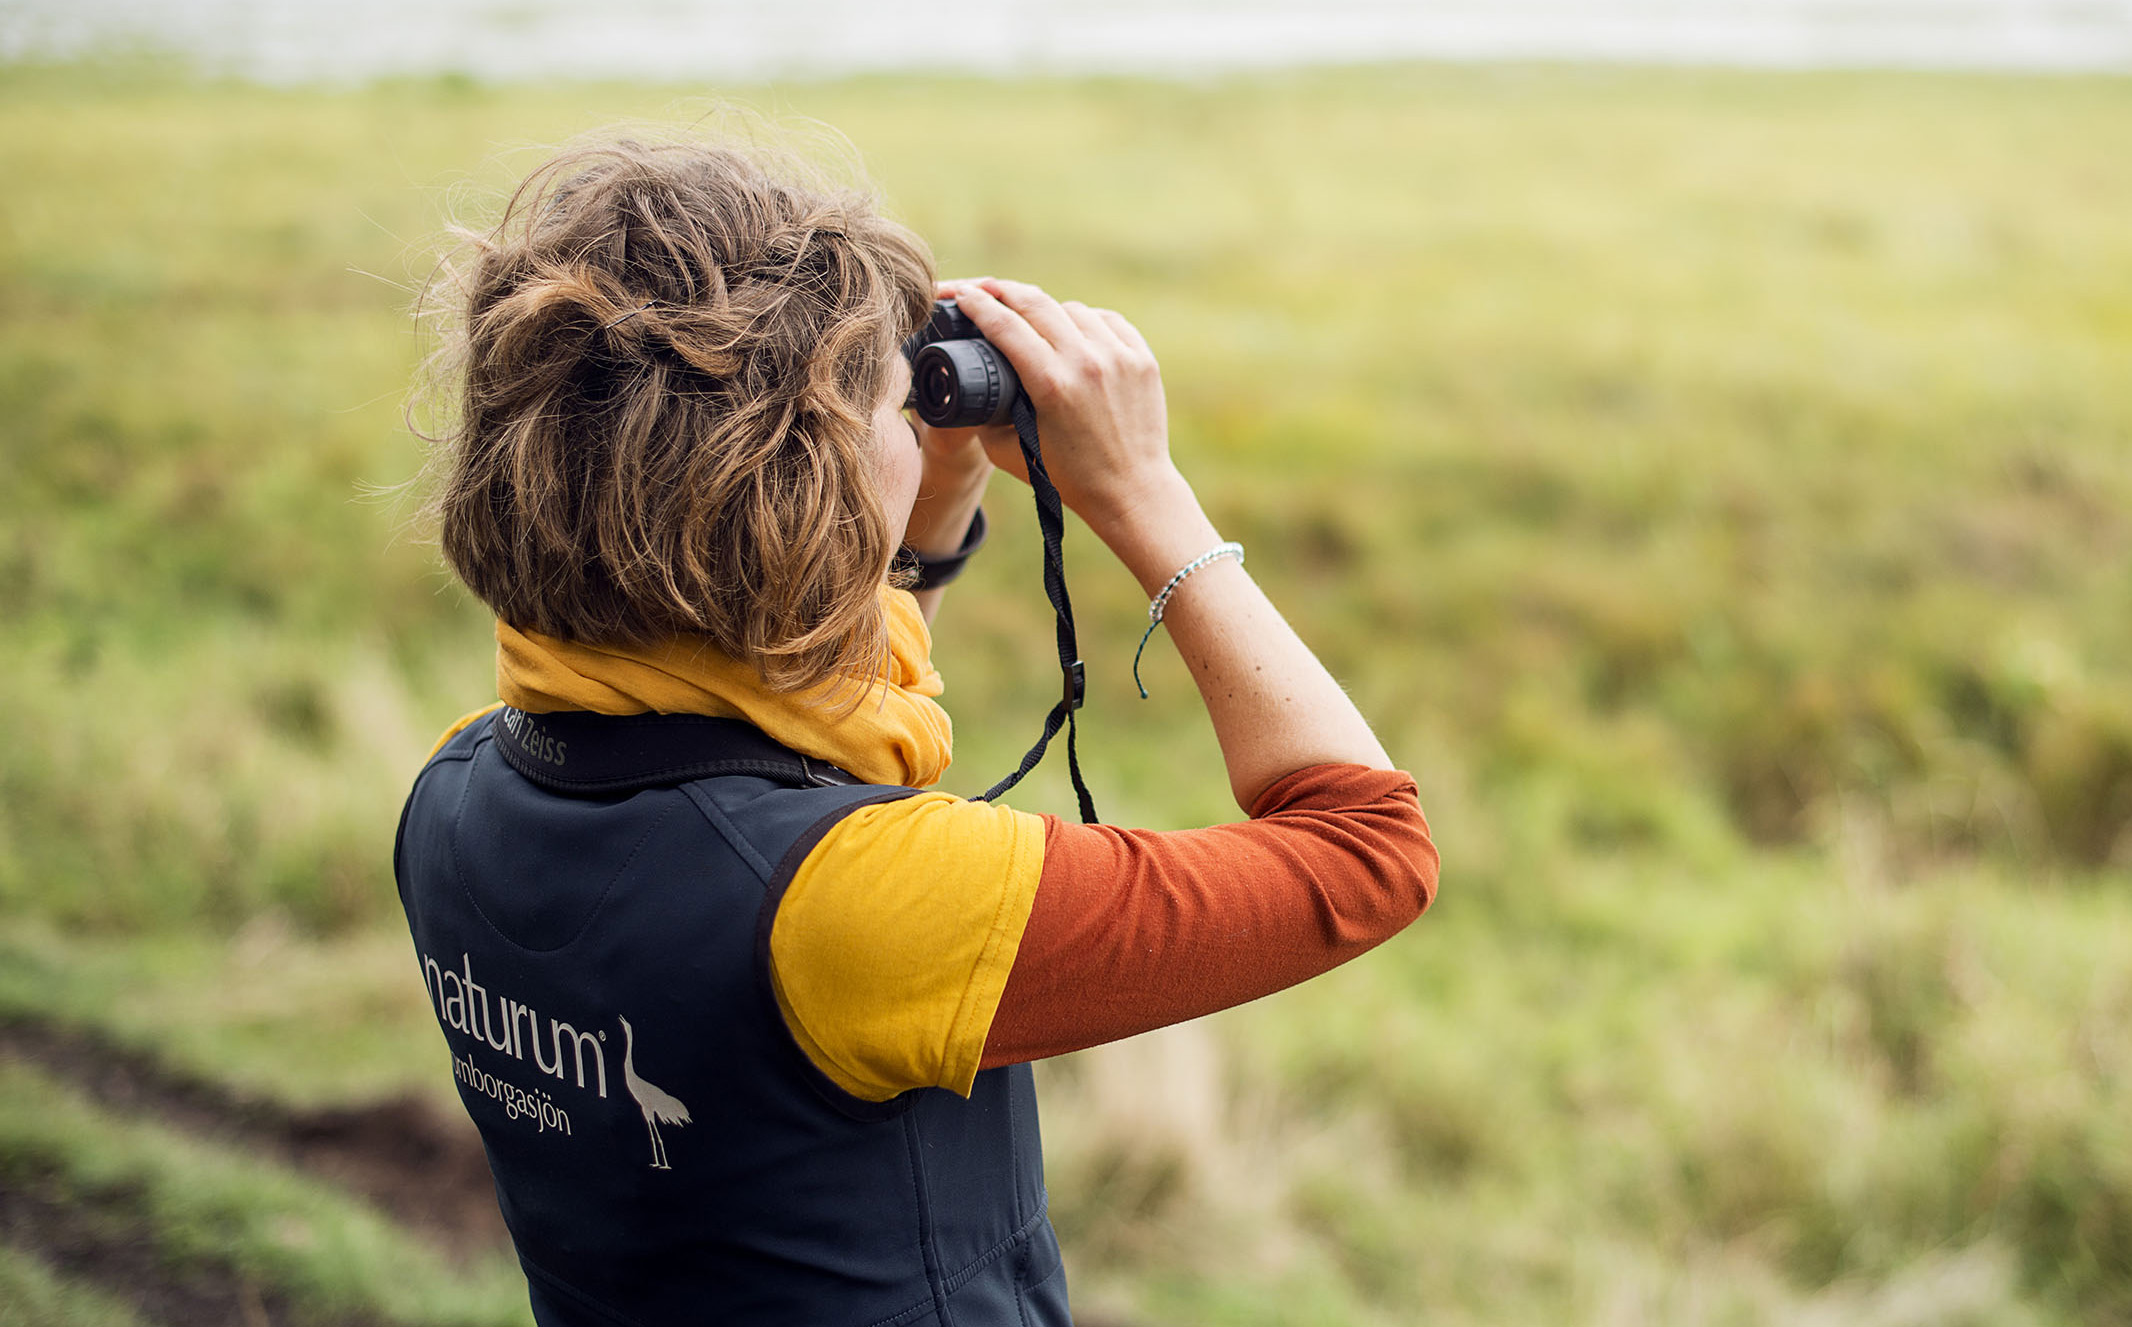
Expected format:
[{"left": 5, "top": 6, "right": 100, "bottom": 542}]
[{"left": 396, "top": 136, "right": 1436, "bottom": 1327}]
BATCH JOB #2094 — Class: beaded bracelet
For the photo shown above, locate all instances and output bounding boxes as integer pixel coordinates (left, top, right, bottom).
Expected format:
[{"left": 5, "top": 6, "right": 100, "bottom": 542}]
[{"left": 1133, "top": 540, "right": 1246, "bottom": 698}]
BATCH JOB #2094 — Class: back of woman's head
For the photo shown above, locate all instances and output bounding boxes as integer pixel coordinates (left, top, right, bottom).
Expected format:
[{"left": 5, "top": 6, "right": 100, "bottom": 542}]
[{"left": 426, "top": 136, "right": 934, "bottom": 694}]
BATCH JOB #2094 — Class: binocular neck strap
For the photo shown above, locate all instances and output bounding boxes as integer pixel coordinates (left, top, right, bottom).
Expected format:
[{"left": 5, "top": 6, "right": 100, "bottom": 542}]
[{"left": 977, "top": 396, "right": 1101, "bottom": 824}]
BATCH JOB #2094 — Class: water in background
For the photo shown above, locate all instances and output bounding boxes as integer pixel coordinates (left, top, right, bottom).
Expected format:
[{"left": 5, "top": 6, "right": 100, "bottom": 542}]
[{"left": 5, "top": 0, "right": 2129, "bottom": 81}]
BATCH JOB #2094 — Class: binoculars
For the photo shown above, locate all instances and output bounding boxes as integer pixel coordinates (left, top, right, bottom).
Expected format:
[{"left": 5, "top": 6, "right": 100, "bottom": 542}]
[{"left": 901, "top": 299, "right": 1023, "bottom": 429}]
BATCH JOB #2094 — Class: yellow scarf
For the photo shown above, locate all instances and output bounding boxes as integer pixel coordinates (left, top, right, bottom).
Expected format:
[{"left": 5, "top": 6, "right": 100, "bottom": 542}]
[{"left": 494, "top": 586, "right": 953, "bottom": 788}]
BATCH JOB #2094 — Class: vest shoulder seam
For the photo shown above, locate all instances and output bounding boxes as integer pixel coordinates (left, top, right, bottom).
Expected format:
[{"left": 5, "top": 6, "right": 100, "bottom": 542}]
[
  {"left": 426, "top": 711, "right": 496, "bottom": 766},
  {"left": 676, "top": 781, "right": 781, "bottom": 881},
  {"left": 679, "top": 779, "right": 916, "bottom": 883},
  {"left": 447, "top": 742, "right": 683, "bottom": 956},
  {"left": 416, "top": 725, "right": 489, "bottom": 776}
]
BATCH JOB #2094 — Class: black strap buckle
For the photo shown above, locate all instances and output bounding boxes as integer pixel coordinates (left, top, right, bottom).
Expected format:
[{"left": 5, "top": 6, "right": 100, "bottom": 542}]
[{"left": 796, "top": 754, "right": 861, "bottom": 787}]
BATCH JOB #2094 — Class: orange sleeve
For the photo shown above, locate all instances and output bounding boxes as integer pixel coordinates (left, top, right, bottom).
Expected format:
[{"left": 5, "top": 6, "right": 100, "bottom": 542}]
[{"left": 980, "top": 764, "right": 1438, "bottom": 1068}]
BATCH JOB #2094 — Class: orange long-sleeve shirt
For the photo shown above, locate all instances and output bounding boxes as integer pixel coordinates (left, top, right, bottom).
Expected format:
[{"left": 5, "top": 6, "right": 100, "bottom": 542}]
[
  {"left": 985, "top": 765, "right": 1435, "bottom": 1067},
  {"left": 773, "top": 763, "right": 1436, "bottom": 1100}
]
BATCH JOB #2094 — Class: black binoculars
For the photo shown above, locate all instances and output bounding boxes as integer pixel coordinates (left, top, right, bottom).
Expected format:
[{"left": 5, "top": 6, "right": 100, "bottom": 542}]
[{"left": 901, "top": 299, "right": 1023, "bottom": 429}]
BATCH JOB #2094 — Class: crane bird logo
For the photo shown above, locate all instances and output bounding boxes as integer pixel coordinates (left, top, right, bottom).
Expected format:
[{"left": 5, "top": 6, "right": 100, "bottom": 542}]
[{"left": 617, "top": 1015, "right": 692, "bottom": 1170}]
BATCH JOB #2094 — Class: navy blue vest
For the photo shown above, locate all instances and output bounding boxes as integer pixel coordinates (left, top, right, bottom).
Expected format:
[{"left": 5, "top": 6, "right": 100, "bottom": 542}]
[{"left": 394, "top": 710, "right": 1072, "bottom": 1326}]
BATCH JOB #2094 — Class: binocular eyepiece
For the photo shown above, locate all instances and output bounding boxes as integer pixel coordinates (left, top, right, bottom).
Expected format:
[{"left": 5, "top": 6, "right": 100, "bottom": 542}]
[{"left": 901, "top": 299, "right": 1023, "bottom": 429}]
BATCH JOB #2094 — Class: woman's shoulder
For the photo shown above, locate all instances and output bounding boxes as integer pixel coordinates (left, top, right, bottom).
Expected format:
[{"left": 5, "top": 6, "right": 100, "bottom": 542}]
[
  {"left": 770, "top": 791, "right": 1049, "bottom": 1101},
  {"left": 424, "top": 702, "right": 505, "bottom": 762}
]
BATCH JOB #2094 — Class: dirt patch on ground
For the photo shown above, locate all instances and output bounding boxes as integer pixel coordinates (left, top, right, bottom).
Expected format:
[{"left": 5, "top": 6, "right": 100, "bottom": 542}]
[
  {"left": 0, "top": 1017, "right": 508, "bottom": 1261},
  {"left": 0, "top": 1167, "right": 382, "bottom": 1327},
  {"left": 0, "top": 1014, "right": 1154, "bottom": 1327}
]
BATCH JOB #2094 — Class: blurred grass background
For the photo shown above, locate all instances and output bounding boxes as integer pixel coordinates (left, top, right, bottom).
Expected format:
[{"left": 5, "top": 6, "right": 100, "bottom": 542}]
[{"left": 1, "top": 57, "right": 2129, "bottom": 1325}]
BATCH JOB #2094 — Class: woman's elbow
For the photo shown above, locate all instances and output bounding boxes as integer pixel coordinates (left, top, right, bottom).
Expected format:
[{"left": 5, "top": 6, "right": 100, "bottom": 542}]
[
  {"left": 1367, "top": 798, "right": 1442, "bottom": 924},
  {"left": 1405, "top": 830, "right": 1441, "bottom": 919},
  {"left": 1319, "top": 818, "right": 1440, "bottom": 948}
]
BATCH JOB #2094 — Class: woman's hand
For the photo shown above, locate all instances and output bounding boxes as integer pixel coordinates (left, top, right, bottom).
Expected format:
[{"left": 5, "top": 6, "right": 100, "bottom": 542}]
[
  {"left": 941, "top": 276, "right": 1394, "bottom": 810},
  {"left": 941, "top": 277, "right": 1188, "bottom": 550}
]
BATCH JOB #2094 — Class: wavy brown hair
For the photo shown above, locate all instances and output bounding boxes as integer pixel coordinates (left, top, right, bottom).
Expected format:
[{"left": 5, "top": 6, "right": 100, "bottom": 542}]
[{"left": 421, "top": 135, "right": 934, "bottom": 696}]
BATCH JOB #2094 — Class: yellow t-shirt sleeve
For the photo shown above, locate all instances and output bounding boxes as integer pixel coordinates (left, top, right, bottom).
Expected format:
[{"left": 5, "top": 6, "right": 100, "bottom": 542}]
[{"left": 768, "top": 792, "right": 1047, "bottom": 1102}]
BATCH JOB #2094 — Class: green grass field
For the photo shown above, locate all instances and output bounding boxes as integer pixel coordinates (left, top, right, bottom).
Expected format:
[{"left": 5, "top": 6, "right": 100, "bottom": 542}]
[{"left": 2, "top": 57, "right": 2129, "bottom": 1326}]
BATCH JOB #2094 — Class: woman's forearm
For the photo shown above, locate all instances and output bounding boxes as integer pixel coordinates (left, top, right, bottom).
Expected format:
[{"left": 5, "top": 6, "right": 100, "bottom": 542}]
[{"left": 1088, "top": 472, "right": 1393, "bottom": 811}]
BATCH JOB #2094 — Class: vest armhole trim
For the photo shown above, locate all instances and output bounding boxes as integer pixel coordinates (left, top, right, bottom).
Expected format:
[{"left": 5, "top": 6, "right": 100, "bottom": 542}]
[
  {"left": 397, "top": 715, "right": 492, "bottom": 893},
  {"left": 751, "top": 787, "right": 925, "bottom": 1123}
]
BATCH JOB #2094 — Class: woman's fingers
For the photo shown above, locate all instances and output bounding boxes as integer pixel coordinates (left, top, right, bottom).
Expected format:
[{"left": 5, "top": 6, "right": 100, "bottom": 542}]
[
  {"left": 1062, "top": 300, "right": 1127, "bottom": 351},
  {"left": 944, "top": 280, "right": 1148, "bottom": 388},
  {"left": 944, "top": 282, "right": 1062, "bottom": 392},
  {"left": 1097, "top": 308, "right": 1154, "bottom": 360},
  {"left": 977, "top": 277, "right": 1084, "bottom": 352}
]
